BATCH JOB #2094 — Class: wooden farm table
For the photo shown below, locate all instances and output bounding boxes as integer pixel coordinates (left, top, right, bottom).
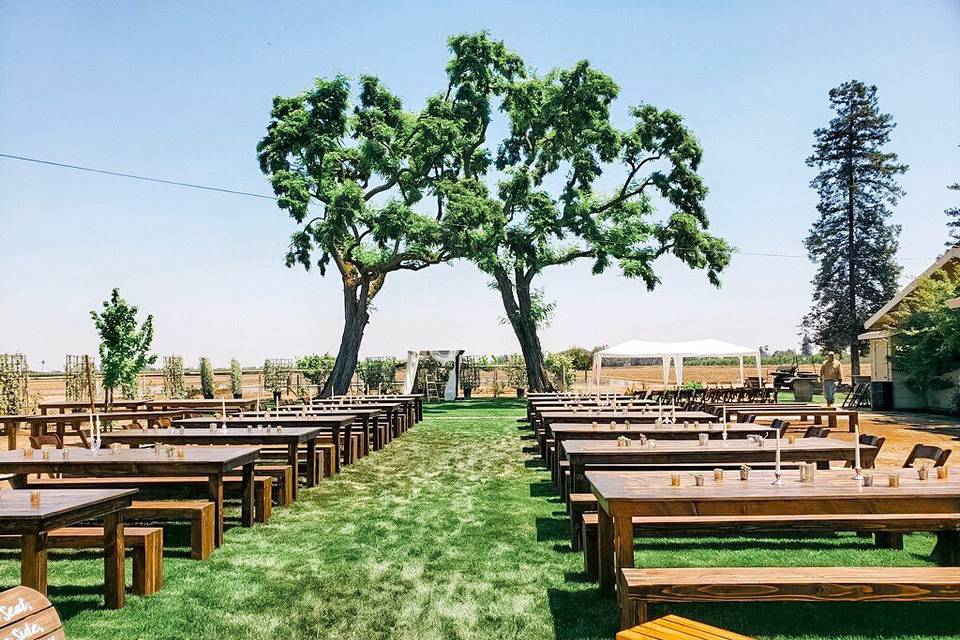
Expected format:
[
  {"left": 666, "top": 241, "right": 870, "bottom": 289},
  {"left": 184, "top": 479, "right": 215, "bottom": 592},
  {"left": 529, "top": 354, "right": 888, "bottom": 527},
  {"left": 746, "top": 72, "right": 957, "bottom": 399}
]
[
  {"left": 0, "top": 446, "right": 259, "bottom": 546},
  {"left": 332, "top": 394, "right": 422, "bottom": 424},
  {"left": 38, "top": 400, "right": 145, "bottom": 414},
  {"left": 273, "top": 405, "right": 391, "bottom": 450},
  {"left": 564, "top": 437, "right": 874, "bottom": 494},
  {"left": 175, "top": 415, "right": 355, "bottom": 472},
  {"left": 0, "top": 489, "right": 135, "bottom": 608},
  {"left": 0, "top": 410, "right": 188, "bottom": 450},
  {"left": 587, "top": 468, "right": 960, "bottom": 594},
  {"left": 143, "top": 398, "right": 256, "bottom": 411},
  {"left": 98, "top": 426, "right": 324, "bottom": 499},
  {"left": 733, "top": 408, "right": 859, "bottom": 432}
]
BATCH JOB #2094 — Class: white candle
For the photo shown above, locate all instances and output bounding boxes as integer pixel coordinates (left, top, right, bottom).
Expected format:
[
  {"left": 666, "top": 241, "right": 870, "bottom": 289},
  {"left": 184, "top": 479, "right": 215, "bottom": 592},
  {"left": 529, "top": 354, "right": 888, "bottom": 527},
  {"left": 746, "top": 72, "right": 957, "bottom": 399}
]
[
  {"left": 854, "top": 423, "right": 862, "bottom": 470},
  {"left": 89, "top": 414, "right": 95, "bottom": 444},
  {"left": 774, "top": 432, "right": 781, "bottom": 473},
  {"left": 221, "top": 400, "right": 226, "bottom": 420}
]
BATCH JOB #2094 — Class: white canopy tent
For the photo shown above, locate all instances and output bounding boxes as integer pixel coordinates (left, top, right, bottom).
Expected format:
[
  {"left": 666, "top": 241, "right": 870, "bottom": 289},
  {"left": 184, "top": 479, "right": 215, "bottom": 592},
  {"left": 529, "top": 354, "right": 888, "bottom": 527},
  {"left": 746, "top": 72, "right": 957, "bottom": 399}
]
[
  {"left": 592, "top": 339, "right": 762, "bottom": 387},
  {"left": 403, "top": 350, "right": 464, "bottom": 401}
]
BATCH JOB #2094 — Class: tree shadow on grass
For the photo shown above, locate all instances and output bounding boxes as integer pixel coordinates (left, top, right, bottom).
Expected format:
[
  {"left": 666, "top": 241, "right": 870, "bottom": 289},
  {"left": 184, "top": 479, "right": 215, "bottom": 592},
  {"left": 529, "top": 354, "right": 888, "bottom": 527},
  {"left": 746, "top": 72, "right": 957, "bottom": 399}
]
[
  {"left": 547, "top": 586, "right": 617, "bottom": 640},
  {"left": 529, "top": 480, "right": 556, "bottom": 497}
]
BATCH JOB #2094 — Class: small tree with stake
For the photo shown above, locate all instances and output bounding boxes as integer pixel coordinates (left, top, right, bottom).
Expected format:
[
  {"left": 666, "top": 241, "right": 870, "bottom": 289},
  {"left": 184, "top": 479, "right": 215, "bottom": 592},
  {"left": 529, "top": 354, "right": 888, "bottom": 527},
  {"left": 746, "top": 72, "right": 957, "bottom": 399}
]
[
  {"left": 199, "top": 357, "right": 215, "bottom": 399},
  {"left": 230, "top": 358, "right": 244, "bottom": 399},
  {"left": 90, "top": 289, "right": 156, "bottom": 407}
]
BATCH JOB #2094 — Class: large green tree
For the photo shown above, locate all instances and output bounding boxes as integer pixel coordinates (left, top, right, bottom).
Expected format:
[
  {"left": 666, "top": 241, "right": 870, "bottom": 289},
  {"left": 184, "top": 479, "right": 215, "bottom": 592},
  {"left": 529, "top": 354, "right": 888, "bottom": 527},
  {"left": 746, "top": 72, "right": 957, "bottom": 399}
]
[
  {"left": 802, "top": 80, "right": 907, "bottom": 376},
  {"left": 448, "top": 53, "right": 731, "bottom": 390},
  {"left": 90, "top": 288, "right": 156, "bottom": 405},
  {"left": 257, "top": 36, "right": 521, "bottom": 395}
]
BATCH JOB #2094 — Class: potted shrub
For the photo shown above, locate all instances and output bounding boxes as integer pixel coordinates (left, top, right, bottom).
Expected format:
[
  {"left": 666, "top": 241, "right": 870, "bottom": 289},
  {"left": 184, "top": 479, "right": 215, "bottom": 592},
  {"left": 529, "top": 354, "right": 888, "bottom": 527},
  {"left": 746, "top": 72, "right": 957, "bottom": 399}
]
[
  {"left": 199, "top": 357, "right": 215, "bottom": 399},
  {"left": 229, "top": 358, "right": 243, "bottom": 399},
  {"left": 460, "top": 356, "right": 479, "bottom": 399},
  {"left": 507, "top": 356, "right": 527, "bottom": 397}
]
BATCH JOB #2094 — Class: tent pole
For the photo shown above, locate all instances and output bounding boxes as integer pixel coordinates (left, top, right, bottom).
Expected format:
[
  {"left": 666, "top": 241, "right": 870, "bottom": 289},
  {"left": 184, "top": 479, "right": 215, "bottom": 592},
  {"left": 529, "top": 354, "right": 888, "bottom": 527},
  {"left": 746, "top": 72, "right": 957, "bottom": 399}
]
[
  {"left": 738, "top": 356, "right": 744, "bottom": 385},
  {"left": 756, "top": 354, "right": 762, "bottom": 388}
]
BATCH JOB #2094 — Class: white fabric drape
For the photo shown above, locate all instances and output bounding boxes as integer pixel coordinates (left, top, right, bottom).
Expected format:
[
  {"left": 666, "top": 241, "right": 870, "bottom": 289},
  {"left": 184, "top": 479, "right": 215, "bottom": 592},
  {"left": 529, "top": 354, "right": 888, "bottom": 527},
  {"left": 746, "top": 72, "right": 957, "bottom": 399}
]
[
  {"left": 738, "top": 356, "right": 745, "bottom": 385},
  {"left": 403, "top": 351, "right": 420, "bottom": 395},
  {"left": 429, "top": 350, "right": 460, "bottom": 401}
]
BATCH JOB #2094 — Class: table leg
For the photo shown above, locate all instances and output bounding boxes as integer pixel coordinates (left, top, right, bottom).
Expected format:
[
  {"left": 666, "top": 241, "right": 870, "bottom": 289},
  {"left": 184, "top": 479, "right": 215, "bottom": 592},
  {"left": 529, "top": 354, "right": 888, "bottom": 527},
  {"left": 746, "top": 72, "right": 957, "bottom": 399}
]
[
  {"left": 103, "top": 510, "right": 126, "bottom": 609},
  {"left": 5, "top": 421, "right": 16, "bottom": 450},
  {"left": 372, "top": 415, "right": 382, "bottom": 451},
  {"left": 849, "top": 413, "right": 859, "bottom": 433},
  {"left": 332, "top": 427, "right": 342, "bottom": 473},
  {"left": 209, "top": 474, "right": 225, "bottom": 545},
  {"left": 614, "top": 514, "right": 635, "bottom": 583},
  {"left": 287, "top": 443, "right": 300, "bottom": 499},
  {"left": 829, "top": 414, "right": 838, "bottom": 430},
  {"left": 306, "top": 439, "right": 318, "bottom": 487},
  {"left": 598, "top": 507, "right": 615, "bottom": 595},
  {"left": 20, "top": 533, "right": 48, "bottom": 595},
  {"left": 361, "top": 416, "right": 370, "bottom": 457},
  {"left": 240, "top": 463, "right": 255, "bottom": 528}
]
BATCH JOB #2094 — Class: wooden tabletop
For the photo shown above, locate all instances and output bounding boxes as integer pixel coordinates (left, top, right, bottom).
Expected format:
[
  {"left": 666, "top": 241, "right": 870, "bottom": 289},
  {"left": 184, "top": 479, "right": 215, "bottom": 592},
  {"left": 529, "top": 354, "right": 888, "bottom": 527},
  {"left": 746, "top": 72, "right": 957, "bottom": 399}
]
[
  {"left": 0, "top": 445, "right": 260, "bottom": 476},
  {"left": 0, "top": 489, "right": 137, "bottom": 533},
  {"left": 143, "top": 398, "right": 254, "bottom": 407},
  {"left": 541, "top": 411, "right": 718, "bottom": 422},
  {"left": 734, "top": 408, "right": 858, "bottom": 416},
  {"left": 244, "top": 408, "right": 383, "bottom": 417},
  {"left": 550, "top": 423, "right": 776, "bottom": 438},
  {"left": 0, "top": 410, "right": 185, "bottom": 424},
  {"left": 175, "top": 415, "right": 355, "bottom": 428},
  {"left": 563, "top": 437, "right": 867, "bottom": 458},
  {"left": 38, "top": 400, "right": 145, "bottom": 410},
  {"left": 586, "top": 468, "right": 953, "bottom": 504},
  {"left": 99, "top": 426, "right": 324, "bottom": 445}
]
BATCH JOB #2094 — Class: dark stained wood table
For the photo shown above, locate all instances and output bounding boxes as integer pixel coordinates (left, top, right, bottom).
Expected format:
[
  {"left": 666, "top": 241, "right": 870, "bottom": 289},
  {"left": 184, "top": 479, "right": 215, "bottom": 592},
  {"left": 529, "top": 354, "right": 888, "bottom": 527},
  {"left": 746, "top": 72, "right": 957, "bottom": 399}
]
[
  {"left": 337, "top": 394, "right": 423, "bottom": 424},
  {"left": 39, "top": 400, "right": 145, "bottom": 414},
  {"left": 0, "top": 488, "right": 135, "bottom": 608},
  {"left": 174, "top": 415, "right": 355, "bottom": 472},
  {"left": 245, "top": 407, "right": 384, "bottom": 453},
  {"left": 587, "top": 468, "right": 960, "bottom": 594},
  {"left": 143, "top": 398, "right": 256, "bottom": 411},
  {"left": 0, "top": 446, "right": 259, "bottom": 547},
  {"left": 0, "top": 410, "right": 188, "bottom": 450},
  {"left": 733, "top": 407, "right": 860, "bottom": 432},
  {"left": 564, "top": 437, "right": 875, "bottom": 494},
  {"left": 98, "top": 426, "right": 324, "bottom": 498}
]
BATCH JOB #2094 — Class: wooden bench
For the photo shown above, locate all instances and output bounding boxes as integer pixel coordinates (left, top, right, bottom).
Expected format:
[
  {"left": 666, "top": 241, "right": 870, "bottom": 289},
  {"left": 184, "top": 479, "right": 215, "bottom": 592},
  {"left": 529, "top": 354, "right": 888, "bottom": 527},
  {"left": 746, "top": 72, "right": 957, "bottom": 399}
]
[
  {"left": 583, "top": 513, "right": 960, "bottom": 581},
  {"left": 127, "top": 500, "right": 215, "bottom": 560},
  {"left": 618, "top": 566, "right": 960, "bottom": 628},
  {"left": 25, "top": 476, "right": 273, "bottom": 523},
  {"left": 0, "top": 527, "right": 163, "bottom": 596},
  {"left": 228, "top": 464, "right": 293, "bottom": 506},
  {"left": 618, "top": 614, "right": 754, "bottom": 640},
  {"left": 0, "top": 586, "right": 66, "bottom": 639}
]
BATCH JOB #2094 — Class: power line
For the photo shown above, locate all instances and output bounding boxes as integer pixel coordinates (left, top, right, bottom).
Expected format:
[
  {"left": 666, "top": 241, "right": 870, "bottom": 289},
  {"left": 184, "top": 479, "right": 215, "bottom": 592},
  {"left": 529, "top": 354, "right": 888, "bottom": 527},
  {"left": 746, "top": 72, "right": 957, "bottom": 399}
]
[
  {"left": 0, "top": 152, "right": 278, "bottom": 201},
  {"left": 0, "top": 151, "right": 937, "bottom": 262}
]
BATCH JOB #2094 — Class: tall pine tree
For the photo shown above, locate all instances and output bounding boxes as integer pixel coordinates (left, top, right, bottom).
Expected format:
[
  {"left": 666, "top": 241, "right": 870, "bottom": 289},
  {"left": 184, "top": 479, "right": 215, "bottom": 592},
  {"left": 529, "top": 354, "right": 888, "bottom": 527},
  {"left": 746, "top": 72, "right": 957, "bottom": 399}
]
[
  {"left": 803, "top": 80, "right": 907, "bottom": 376},
  {"left": 947, "top": 141, "right": 959, "bottom": 247}
]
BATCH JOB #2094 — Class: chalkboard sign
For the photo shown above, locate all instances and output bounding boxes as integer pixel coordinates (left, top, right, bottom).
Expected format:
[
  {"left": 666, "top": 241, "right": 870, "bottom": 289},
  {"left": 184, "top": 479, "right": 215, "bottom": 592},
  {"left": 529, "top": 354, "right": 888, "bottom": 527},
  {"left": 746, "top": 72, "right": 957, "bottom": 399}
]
[{"left": 0, "top": 586, "right": 65, "bottom": 640}]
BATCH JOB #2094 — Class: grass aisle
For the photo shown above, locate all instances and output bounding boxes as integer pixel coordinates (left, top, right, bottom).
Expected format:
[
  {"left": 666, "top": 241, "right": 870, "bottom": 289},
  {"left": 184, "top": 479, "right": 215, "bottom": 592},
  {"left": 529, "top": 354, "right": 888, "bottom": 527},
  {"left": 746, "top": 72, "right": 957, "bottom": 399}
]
[{"left": 4, "top": 398, "right": 958, "bottom": 639}]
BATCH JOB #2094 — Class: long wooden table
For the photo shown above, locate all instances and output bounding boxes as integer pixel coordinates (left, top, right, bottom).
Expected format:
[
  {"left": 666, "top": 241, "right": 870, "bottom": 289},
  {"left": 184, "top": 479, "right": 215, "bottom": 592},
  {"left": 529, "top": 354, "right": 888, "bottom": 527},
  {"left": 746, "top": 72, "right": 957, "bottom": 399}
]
[
  {"left": 330, "top": 394, "right": 422, "bottom": 425},
  {"left": 38, "top": 400, "right": 145, "bottom": 414},
  {"left": 98, "top": 426, "right": 325, "bottom": 499},
  {"left": 733, "top": 407, "right": 860, "bottom": 432},
  {"left": 254, "top": 406, "right": 387, "bottom": 452},
  {"left": 174, "top": 415, "right": 355, "bottom": 472},
  {"left": 0, "top": 446, "right": 259, "bottom": 546},
  {"left": 564, "top": 437, "right": 874, "bottom": 494},
  {"left": 0, "top": 410, "right": 188, "bottom": 449},
  {"left": 587, "top": 468, "right": 960, "bottom": 593},
  {"left": 143, "top": 398, "right": 256, "bottom": 411},
  {"left": 307, "top": 401, "right": 406, "bottom": 439},
  {"left": 0, "top": 489, "right": 135, "bottom": 608}
]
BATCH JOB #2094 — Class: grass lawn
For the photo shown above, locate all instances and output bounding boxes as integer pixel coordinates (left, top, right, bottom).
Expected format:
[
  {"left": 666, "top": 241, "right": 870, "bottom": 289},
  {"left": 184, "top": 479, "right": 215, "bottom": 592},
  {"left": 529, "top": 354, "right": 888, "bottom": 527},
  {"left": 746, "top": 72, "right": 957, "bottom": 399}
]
[{"left": 2, "top": 398, "right": 957, "bottom": 639}]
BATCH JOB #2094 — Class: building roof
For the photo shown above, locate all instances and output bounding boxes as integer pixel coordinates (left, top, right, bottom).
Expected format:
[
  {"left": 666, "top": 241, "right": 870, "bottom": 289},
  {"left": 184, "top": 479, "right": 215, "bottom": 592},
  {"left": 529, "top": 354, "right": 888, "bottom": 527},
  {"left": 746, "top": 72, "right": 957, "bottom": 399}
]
[{"left": 863, "top": 246, "right": 960, "bottom": 331}]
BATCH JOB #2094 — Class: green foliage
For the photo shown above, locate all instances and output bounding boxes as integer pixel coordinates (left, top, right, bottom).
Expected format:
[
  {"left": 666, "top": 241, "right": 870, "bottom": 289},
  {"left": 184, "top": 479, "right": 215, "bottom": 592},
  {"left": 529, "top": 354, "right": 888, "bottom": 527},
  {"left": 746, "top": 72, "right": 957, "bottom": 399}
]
[
  {"left": 886, "top": 272, "right": 960, "bottom": 408},
  {"left": 162, "top": 356, "right": 185, "bottom": 399},
  {"left": 296, "top": 353, "right": 336, "bottom": 387},
  {"left": 803, "top": 80, "right": 906, "bottom": 359},
  {"left": 459, "top": 356, "right": 480, "bottom": 390},
  {"left": 544, "top": 352, "right": 574, "bottom": 390},
  {"left": 230, "top": 359, "right": 243, "bottom": 397},
  {"left": 506, "top": 355, "right": 527, "bottom": 389},
  {"left": 946, "top": 141, "right": 959, "bottom": 246},
  {"left": 90, "top": 289, "right": 156, "bottom": 399},
  {"left": 199, "top": 357, "right": 215, "bottom": 399},
  {"left": 263, "top": 359, "right": 293, "bottom": 393},
  {"left": 0, "top": 353, "right": 28, "bottom": 415},
  {"left": 356, "top": 358, "right": 398, "bottom": 391}
]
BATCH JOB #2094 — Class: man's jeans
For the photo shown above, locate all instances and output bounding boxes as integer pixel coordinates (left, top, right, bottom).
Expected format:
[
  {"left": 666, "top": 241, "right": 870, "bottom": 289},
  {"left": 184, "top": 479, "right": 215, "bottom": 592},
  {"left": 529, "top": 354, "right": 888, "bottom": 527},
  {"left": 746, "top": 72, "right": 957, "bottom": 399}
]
[{"left": 823, "top": 380, "right": 838, "bottom": 405}]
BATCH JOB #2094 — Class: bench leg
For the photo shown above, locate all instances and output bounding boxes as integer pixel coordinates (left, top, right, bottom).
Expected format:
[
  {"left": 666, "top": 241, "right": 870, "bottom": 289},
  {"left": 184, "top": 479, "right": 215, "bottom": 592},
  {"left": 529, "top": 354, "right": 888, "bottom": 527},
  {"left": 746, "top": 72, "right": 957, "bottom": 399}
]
[
  {"left": 103, "top": 511, "right": 126, "bottom": 609},
  {"left": 598, "top": 507, "right": 615, "bottom": 595},
  {"left": 935, "top": 530, "right": 960, "bottom": 566},
  {"left": 209, "top": 474, "right": 224, "bottom": 547},
  {"left": 306, "top": 439, "right": 318, "bottom": 488},
  {"left": 287, "top": 443, "right": 300, "bottom": 499},
  {"left": 241, "top": 464, "right": 255, "bottom": 528},
  {"left": 20, "top": 533, "right": 48, "bottom": 595},
  {"left": 875, "top": 532, "right": 904, "bottom": 550},
  {"left": 132, "top": 533, "right": 163, "bottom": 595},
  {"left": 583, "top": 521, "right": 598, "bottom": 581},
  {"left": 255, "top": 480, "right": 272, "bottom": 523},
  {"left": 192, "top": 510, "right": 215, "bottom": 560}
]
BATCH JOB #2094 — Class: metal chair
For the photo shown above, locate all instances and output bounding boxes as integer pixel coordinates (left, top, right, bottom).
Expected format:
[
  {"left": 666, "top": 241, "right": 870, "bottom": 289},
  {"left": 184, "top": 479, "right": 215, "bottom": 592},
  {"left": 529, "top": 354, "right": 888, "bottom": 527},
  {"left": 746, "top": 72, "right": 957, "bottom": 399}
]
[{"left": 902, "top": 444, "right": 952, "bottom": 468}]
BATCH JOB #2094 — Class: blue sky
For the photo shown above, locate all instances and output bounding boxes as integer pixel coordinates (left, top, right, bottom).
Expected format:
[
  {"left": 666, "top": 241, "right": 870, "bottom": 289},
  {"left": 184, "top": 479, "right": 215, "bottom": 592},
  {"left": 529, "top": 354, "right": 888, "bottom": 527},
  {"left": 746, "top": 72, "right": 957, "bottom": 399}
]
[{"left": 1, "top": 1, "right": 958, "bottom": 368}]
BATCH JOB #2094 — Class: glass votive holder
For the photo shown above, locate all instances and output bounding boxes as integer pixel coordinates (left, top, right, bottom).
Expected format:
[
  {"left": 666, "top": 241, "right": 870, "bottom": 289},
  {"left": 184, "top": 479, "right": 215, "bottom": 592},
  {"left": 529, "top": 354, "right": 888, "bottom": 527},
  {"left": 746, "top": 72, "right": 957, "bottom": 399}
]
[
  {"left": 692, "top": 474, "right": 705, "bottom": 487},
  {"left": 609, "top": 421, "right": 616, "bottom": 430},
  {"left": 624, "top": 421, "right": 631, "bottom": 430},
  {"left": 918, "top": 467, "right": 929, "bottom": 481},
  {"left": 246, "top": 425, "right": 253, "bottom": 432},
  {"left": 648, "top": 440, "right": 656, "bottom": 449},
  {"left": 713, "top": 468, "right": 724, "bottom": 482},
  {"left": 787, "top": 435, "right": 796, "bottom": 445},
  {"left": 61, "top": 448, "right": 69, "bottom": 459},
  {"left": 166, "top": 447, "right": 175, "bottom": 459},
  {"left": 41, "top": 448, "right": 50, "bottom": 460},
  {"left": 888, "top": 474, "right": 900, "bottom": 488},
  {"left": 698, "top": 434, "right": 709, "bottom": 447},
  {"left": 176, "top": 448, "right": 186, "bottom": 459},
  {"left": 740, "top": 467, "right": 750, "bottom": 481},
  {"left": 938, "top": 466, "right": 949, "bottom": 480},
  {"left": 209, "top": 423, "right": 217, "bottom": 433},
  {"left": 863, "top": 473, "right": 874, "bottom": 487},
  {"left": 591, "top": 421, "right": 598, "bottom": 431},
  {"left": 23, "top": 448, "right": 33, "bottom": 458},
  {"left": 30, "top": 491, "right": 41, "bottom": 506},
  {"left": 670, "top": 473, "right": 681, "bottom": 487},
  {"left": 799, "top": 465, "right": 809, "bottom": 482}
]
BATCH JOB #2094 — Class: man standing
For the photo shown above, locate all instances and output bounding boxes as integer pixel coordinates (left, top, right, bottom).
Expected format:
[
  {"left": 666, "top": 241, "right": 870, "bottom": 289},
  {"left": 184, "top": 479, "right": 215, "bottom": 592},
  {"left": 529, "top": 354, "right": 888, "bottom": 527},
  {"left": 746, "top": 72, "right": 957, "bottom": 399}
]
[{"left": 819, "top": 351, "right": 843, "bottom": 406}]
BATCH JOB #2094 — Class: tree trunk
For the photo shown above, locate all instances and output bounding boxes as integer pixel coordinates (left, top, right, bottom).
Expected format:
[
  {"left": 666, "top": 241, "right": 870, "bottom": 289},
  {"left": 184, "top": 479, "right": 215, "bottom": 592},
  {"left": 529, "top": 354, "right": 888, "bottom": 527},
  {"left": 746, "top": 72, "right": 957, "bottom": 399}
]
[
  {"left": 321, "top": 280, "right": 372, "bottom": 397},
  {"left": 845, "top": 108, "right": 861, "bottom": 377},
  {"left": 492, "top": 265, "right": 554, "bottom": 393}
]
